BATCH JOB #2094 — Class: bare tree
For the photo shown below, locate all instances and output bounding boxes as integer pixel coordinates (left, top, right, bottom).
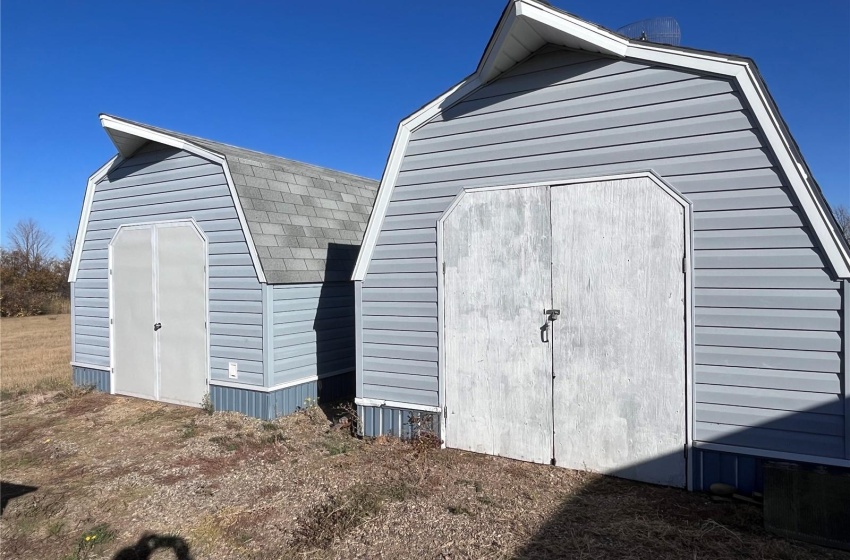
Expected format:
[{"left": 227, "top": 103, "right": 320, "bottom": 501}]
[
  {"left": 833, "top": 204, "right": 850, "bottom": 243},
  {"left": 7, "top": 219, "right": 53, "bottom": 273}
]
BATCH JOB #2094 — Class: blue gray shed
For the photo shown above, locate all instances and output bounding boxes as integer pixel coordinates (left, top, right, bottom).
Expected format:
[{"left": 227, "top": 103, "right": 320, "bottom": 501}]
[
  {"left": 351, "top": 0, "right": 850, "bottom": 491},
  {"left": 69, "top": 115, "right": 378, "bottom": 419}
]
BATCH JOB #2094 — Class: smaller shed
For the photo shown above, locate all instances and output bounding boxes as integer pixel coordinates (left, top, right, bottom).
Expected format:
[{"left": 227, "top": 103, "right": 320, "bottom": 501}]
[{"left": 69, "top": 115, "right": 378, "bottom": 419}]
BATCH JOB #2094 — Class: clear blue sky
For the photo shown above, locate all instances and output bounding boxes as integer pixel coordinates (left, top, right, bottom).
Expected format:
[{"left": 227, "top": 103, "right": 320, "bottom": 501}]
[{"left": 3, "top": 0, "right": 848, "bottom": 254}]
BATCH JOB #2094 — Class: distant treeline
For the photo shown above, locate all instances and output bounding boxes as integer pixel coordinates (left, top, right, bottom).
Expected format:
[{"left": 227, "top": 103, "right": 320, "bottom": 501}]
[{"left": 1, "top": 219, "right": 73, "bottom": 317}]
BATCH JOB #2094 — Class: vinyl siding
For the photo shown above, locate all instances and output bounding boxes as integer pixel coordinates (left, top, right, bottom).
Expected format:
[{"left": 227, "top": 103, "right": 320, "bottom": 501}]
[
  {"left": 72, "top": 143, "right": 265, "bottom": 386},
  {"left": 271, "top": 282, "right": 355, "bottom": 385},
  {"left": 360, "top": 46, "right": 845, "bottom": 458}
]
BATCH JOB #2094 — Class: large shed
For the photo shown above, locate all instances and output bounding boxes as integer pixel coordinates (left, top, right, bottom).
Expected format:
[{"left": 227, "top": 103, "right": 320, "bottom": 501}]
[
  {"left": 351, "top": 0, "right": 850, "bottom": 491},
  {"left": 69, "top": 115, "right": 378, "bottom": 419}
]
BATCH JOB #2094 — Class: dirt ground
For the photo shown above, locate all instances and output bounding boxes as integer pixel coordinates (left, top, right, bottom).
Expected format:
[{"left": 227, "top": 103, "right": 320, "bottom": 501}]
[{"left": 1, "top": 390, "right": 847, "bottom": 560}]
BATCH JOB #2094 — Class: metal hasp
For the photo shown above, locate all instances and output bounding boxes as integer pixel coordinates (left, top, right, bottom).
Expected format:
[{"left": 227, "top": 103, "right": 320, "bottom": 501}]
[
  {"left": 540, "top": 309, "right": 560, "bottom": 343},
  {"left": 545, "top": 309, "right": 560, "bottom": 322},
  {"left": 153, "top": 323, "right": 162, "bottom": 331}
]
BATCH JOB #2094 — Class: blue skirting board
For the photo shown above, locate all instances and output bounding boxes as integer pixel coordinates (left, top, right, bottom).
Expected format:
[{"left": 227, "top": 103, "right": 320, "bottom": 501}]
[
  {"left": 358, "top": 405, "right": 440, "bottom": 439},
  {"left": 72, "top": 366, "right": 110, "bottom": 393}
]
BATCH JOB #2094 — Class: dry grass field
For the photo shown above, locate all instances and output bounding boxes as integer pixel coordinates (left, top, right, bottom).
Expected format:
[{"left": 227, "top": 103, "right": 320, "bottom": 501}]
[
  {"left": 1, "top": 315, "right": 73, "bottom": 397},
  {"left": 1, "top": 316, "right": 847, "bottom": 559}
]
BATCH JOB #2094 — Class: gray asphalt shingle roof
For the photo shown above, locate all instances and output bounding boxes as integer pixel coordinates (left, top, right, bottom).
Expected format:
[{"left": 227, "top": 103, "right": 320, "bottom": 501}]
[{"left": 113, "top": 118, "right": 379, "bottom": 284}]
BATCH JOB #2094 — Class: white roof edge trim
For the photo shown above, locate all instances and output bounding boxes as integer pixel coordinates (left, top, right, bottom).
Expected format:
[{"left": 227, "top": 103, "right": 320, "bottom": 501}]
[
  {"left": 352, "top": 0, "right": 850, "bottom": 281},
  {"left": 69, "top": 116, "right": 268, "bottom": 283},
  {"left": 68, "top": 155, "right": 122, "bottom": 282}
]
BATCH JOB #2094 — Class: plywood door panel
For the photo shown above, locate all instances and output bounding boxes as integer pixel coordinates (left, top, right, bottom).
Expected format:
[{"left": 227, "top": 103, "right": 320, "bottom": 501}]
[
  {"left": 112, "top": 227, "right": 156, "bottom": 400},
  {"left": 156, "top": 224, "right": 208, "bottom": 407},
  {"left": 443, "top": 186, "right": 553, "bottom": 464},
  {"left": 550, "top": 178, "right": 686, "bottom": 486}
]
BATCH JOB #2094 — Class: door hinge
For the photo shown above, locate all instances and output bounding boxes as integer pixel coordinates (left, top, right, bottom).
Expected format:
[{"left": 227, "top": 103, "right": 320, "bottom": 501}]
[
  {"left": 684, "top": 443, "right": 688, "bottom": 459},
  {"left": 443, "top": 405, "right": 447, "bottom": 417},
  {"left": 442, "top": 262, "right": 446, "bottom": 274},
  {"left": 682, "top": 256, "right": 687, "bottom": 274}
]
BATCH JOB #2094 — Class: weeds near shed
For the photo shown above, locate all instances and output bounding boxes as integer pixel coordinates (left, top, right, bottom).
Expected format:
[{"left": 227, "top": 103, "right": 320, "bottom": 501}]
[{"left": 200, "top": 392, "right": 214, "bottom": 415}]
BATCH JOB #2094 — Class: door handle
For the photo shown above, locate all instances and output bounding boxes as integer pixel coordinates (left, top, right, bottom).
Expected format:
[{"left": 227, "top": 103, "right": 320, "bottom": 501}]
[{"left": 154, "top": 322, "right": 162, "bottom": 331}]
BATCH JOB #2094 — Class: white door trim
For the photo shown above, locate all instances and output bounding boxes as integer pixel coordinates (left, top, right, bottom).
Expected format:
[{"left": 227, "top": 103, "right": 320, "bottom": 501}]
[
  {"left": 436, "top": 170, "right": 694, "bottom": 488},
  {"left": 108, "top": 218, "right": 210, "bottom": 405}
]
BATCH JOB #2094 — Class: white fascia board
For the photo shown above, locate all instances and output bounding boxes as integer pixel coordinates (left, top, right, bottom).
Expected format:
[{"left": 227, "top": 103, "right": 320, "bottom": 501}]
[
  {"left": 68, "top": 155, "right": 122, "bottom": 282},
  {"left": 91, "top": 116, "right": 268, "bottom": 283},
  {"left": 351, "top": 0, "right": 850, "bottom": 282},
  {"left": 355, "top": 397, "right": 442, "bottom": 414}
]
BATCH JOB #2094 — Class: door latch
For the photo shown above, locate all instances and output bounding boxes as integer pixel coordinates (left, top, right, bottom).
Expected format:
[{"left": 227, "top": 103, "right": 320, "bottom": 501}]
[
  {"left": 154, "top": 322, "right": 162, "bottom": 331},
  {"left": 540, "top": 309, "right": 560, "bottom": 343},
  {"left": 545, "top": 309, "right": 560, "bottom": 322}
]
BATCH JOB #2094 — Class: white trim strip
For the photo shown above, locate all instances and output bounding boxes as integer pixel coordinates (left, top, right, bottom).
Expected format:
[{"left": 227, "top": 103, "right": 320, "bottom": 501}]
[
  {"left": 354, "top": 397, "right": 442, "bottom": 414},
  {"left": 210, "top": 367, "right": 352, "bottom": 393},
  {"left": 352, "top": 0, "right": 850, "bottom": 280},
  {"left": 70, "top": 361, "right": 110, "bottom": 372}
]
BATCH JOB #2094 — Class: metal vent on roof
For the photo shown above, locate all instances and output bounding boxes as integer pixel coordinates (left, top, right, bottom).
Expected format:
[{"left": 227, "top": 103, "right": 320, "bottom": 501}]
[{"left": 616, "top": 17, "right": 681, "bottom": 46}]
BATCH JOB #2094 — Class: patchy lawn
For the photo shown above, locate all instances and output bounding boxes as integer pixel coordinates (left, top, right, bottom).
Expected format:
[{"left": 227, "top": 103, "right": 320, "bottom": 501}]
[
  {"left": 1, "top": 390, "right": 847, "bottom": 560},
  {"left": 0, "top": 314, "right": 72, "bottom": 398}
]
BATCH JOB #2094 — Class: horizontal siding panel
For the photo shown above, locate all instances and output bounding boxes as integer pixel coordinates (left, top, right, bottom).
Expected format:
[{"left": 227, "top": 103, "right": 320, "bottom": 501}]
[
  {"left": 404, "top": 112, "right": 754, "bottom": 172},
  {"left": 362, "top": 301, "right": 437, "bottom": 317},
  {"left": 76, "top": 334, "right": 109, "bottom": 348},
  {"left": 695, "top": 326, "right": 841, "bottom": 352},
  {"left": 694, "top": 207, "right": 804, "bottom": 230},
  {"left": 105, "top": 154, "right": 216, "bottom": 180},
  {"left": 210, "top": 369, "right": 263, "bottom": 386},
  {"left": 95, "top": 172, "right": 227, "bottom": 201},
  {"left": 694, "top": 248, "right": 824, "bottom": 269},
  {"left": 273, "top": 283, "right": 352, "bottom": 301},
  {"left": 209, "top": 345, "right": 262, "bottom": 363},
  {"left": 275, "top": 338, "right": 353, "bottom": 361},
  {"left": 209, "top": 242, "right": 253, "bottom": 255},
  {"left": 361, "top": 288, "right": 437, "bottom": 303},
  {"left": 362, "top": 356, "right": 438, "bottom": 377},
  {"left": 87, "top": 208, "right": 239, "bottom": 233},
  {"left": 693, "top": 228, "right": 814, "bottom": 250},
  {"left": 368, "top": 258, "right": 436, "bottom": 274},
  {"left": 363, "top": 273, "right": 437, "bottom": 288},
  {"left": 688, "top": 188, "right": 792, "bottom": 212},
  {"left": 668, "top": 168, "right": 783, "bottom": 194},
  {"left": 695, "top": 384, "right": 843, "bottom": 415},
  {"left": 75, "top": 297, "right": 107, "bottom": 309},
  {"left": 274, "top": 327, "right": 353, "bottom": 349},
  {"left": 273, "top": 316, "right": 354, "bottom": 337},
  {"left": 384, "top": 197, "right": 457, "bottom": 216},
  {"left": 209, "top": 311, "right": 263, "bottom": 326},
  {"left": 363, "top": 370, "right": 439, "bottom": 392},
  {"left": 209, "top": 253, "right": 253, "bottom": 267},
  {"left": 273, "top": 306, "right": 353, "bottom": 325},
  {"left": 273, "top": 347, "right": 353, "bottom": 373},
  {"left": 91, "top": 184, "right": 230, "bottom": 212},
  {"left": 89, "top": 195, "right": 234, "bottom": 223},
  {"left": 381, "top": 212, "right": 444, "bottom": 230},
  {"left": 694, "top": 422, "right": 844, "bottom": 458},
  {"left": 210, "top": 334, "right": 263, "bottom": 350},
  {"left": 75, "top": 306, "right": 108, "bottom": 319},
  {"left": 696, "top": 403, "right": 844, "bottom": 437},
  {"left": 415, "top": 76, "right": 733, "bottom": 141},
  {"left": 273, "top": 295, "right": 352, "bottom": 313},
  {"left": 76, "top": 343, "right": 108, "bottom": 359},
  {"left": 694, "top": 307, "right": 840, "bottom": 331},
  {"left": 362, "top": 383, "right": 438, "bottom": 407},
  {"left": 75, "top": 324, "right": 109, "bottom": 338},
  {"left": 208, "top": 265, "right": 258, "bottom": 279},
  {"left": 376, "top": 228, "right": 436, "bottom": 245},
  {"left": 209, "top": 300, "right": 263, "bottom": 314},
  {"left": 372, "top": 243, "right": 437, "bottom": 260},
  {"left": 695, "top": 288, "right": 840, "bottom": 310},
  {"left": 209, "top": 323, "right": 262, "bottom": 338},
  {"left": 693, "top": 268, "right": 837, "bottom": 289},
  {"left": 362, "top": 315, "right": 438, "bottom": 332},
  {"left": 408, "top": 95, "right": 746, "bottom": 158},
  {"left": 363, "top": 343, "right": 438, "bottom": 362},
  {"left": 208, "top": 289, "right": 263, "bottom": 302},
  {"left": 362, "top": 329, "right": 438, "bottom": 347},
  {"left": 398, "top": 131, "right": 761, "bottom": 187},
  {"left": 695, "top": 365, "right": 840, "bottom": 394},
  {"left": 76, "top": 352, "right": 109, "bottom": 367},
  {"left": 74, "top": 315, "right": 108, "bottom": 328},
  {"left": 208, "top": 277, "right": 262, "bottom": 291},
  {"left": 96, "top": 163, "right": 222, "bottom": 191},
  {"left": 695, "top": 346, "right": 840, "bottom": 373}
]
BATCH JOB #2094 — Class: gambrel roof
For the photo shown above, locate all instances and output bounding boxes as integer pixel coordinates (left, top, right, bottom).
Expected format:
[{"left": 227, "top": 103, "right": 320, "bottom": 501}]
[
  {"left": 352, "top": 0, "right": 850, "bottom": 280},
  {"left": 70, "top": 115, "right": 378, "bottom": 284}
]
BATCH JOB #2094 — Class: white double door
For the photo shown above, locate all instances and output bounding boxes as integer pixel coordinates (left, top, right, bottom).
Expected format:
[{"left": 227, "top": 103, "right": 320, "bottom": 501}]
[
  {"left": 443, "top": 179, "right": 687, "bottom": 486},
  {"left": 110, "top": 222, "right": 208, "bottom": 407}
]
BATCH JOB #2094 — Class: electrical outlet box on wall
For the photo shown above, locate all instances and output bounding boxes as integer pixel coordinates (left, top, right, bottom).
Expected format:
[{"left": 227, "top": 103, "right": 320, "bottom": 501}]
[{"left": 228, "top": 362, "right": 238, "bottom": 380}]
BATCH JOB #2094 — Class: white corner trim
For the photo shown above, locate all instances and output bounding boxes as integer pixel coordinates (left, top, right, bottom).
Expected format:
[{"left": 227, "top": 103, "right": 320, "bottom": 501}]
[
  {"left": 355, "top": 397, "right": 442, "bottom": 414},
  {"left": 69, "top": 116, "right": 268, "bottom": 283},
  {"left": 351, "top": 0, "right": 850, "bottom": 282},
  {"left": 68, "top": 155, "right": 122, "bottom": 282},
  {"left": 210, "top": 367, "right": 352, "bottom": 393},
  {"left": 70, "top": 361, "right": 110, "bottom": 372}
]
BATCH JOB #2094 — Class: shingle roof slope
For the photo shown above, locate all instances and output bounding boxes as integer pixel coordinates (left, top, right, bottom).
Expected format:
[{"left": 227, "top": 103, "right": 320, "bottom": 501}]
[{"left": 118, "top": 118, "right": 379, "bottom": 284}]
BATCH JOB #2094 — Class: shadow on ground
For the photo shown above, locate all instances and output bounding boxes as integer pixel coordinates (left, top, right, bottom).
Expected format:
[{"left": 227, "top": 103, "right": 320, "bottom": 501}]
[
  {"left": 0, "top": 481, "right": 37, "bottom": 515},
  {"left": 112, "top": 533, "right": 194, "bottom": 559}
]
